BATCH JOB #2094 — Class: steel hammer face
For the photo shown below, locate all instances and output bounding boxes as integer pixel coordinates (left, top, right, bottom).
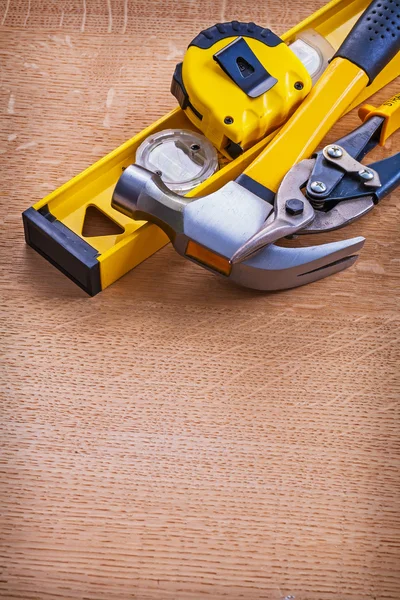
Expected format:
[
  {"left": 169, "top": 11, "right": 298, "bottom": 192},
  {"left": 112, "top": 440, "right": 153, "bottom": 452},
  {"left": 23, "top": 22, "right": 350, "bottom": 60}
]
[{"left": 112, "top": 164, "right": 364, "bottom": 291}]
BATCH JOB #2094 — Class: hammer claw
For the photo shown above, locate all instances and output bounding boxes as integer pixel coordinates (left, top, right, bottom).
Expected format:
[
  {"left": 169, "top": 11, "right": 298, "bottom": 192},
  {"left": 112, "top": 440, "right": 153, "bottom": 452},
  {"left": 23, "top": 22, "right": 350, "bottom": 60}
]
[{"left": 230, "top": 236, "right": 365, "bottom": 290}]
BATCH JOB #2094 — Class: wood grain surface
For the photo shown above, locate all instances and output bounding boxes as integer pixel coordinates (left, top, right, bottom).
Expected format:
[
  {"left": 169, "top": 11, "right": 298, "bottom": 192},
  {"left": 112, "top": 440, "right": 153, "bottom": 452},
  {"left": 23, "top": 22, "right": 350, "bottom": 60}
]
[{"left": 1, "top": 1, "right": 399, "bottom": 599}]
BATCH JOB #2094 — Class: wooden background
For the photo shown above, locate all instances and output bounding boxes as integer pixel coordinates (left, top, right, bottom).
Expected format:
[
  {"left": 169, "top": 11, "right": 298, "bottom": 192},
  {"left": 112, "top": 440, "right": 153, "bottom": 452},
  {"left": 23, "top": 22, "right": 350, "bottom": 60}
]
[{"left": 1, "top": 1, "right": 399, "bottom": 598}]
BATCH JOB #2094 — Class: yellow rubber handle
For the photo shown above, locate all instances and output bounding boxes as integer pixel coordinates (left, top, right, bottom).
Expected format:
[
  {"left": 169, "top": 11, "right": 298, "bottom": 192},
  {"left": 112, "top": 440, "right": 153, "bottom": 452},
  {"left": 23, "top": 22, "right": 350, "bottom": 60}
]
[{"left": 358, "top": 92, "right": 400, "bottom": 146}]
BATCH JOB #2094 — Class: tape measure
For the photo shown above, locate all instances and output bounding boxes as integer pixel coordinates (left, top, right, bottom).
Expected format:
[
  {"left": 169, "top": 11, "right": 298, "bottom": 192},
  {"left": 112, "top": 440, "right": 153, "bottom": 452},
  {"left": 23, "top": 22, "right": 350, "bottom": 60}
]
[{"left": 171, "top": 21, "right": 320, "bottom": 158}]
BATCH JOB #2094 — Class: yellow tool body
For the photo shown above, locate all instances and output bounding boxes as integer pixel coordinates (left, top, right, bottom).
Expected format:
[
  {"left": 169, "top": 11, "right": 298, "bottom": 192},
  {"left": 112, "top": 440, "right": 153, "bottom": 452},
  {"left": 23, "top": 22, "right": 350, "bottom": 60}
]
[
  {"left": 23, "top": 0, "right": 400, "bottom": 296},
  {"left": 174, "top": 28, "right": 312, "bottom": 157}
]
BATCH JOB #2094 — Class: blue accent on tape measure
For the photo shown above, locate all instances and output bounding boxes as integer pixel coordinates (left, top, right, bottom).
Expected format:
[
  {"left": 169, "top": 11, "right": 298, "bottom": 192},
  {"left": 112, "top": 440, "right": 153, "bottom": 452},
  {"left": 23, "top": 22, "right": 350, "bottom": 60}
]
[{"left": 189, "top": 21, "right": 282, "bottom": 50}]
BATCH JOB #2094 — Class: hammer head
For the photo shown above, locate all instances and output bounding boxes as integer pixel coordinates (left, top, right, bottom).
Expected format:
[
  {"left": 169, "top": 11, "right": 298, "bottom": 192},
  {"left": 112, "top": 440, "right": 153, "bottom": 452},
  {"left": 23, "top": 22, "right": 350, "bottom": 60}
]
[{"left": 112, "top": 164, "right": 364, "bottom": 290}]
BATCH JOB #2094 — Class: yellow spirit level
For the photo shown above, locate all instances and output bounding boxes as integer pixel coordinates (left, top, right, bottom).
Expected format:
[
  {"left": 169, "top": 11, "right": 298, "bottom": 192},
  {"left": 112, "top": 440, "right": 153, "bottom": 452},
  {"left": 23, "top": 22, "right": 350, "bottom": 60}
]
[{"left": 23, "top": 0, "right": 400, "bottom": 295}]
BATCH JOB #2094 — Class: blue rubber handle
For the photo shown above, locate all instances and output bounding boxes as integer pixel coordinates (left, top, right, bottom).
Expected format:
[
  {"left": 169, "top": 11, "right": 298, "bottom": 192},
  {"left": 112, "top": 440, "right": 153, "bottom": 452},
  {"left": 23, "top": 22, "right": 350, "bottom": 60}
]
[
  {"left": 373, "top": 152, "right": 400, "bottom": 202},
  {"left": 333, "top": 0, "right": 400, "bottom": 84}
]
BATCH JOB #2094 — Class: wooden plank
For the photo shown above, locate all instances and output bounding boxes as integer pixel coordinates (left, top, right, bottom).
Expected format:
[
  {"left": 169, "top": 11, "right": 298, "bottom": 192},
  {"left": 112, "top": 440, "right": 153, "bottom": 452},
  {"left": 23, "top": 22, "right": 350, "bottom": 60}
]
[{"left": 0, "top": 1, "right": 399, "bottom": 599}]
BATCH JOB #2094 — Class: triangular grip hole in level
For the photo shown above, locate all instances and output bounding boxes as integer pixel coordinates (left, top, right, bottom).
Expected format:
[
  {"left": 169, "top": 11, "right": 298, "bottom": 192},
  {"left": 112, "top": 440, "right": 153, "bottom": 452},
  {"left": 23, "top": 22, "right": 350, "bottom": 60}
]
[{"left": 82, "top": 205, "right": 125, "bottom": 237}]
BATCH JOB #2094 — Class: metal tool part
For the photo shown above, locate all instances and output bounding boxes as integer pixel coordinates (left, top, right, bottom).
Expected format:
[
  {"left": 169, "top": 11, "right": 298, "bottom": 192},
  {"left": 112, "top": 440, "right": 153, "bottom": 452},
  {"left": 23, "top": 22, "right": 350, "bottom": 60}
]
[
  {"left": 306, "top": 115, "right": 385, "bottom": 202},
  {"left": 359, "top": 168, "right": 375, "bottom": 181},
  {"left": 302, "top": 196, "right": 375, "bottom": 233},
  {"left": 207, "top": 88, "right": 400, "bottom": 263},
  {"left": 302, "top": 148, "right": 400, "bottom": 234},
  {"left": 230, "top": 160, "right": 316, "bottom": 264},
  {"left": 112, "top": 164, "right": 364, "bottom": 291},
  {"left": 310, "top": 180, "right": 327, "bottom": 194},
  {"left": 322, "top": 145, "right": 381, "bottom": 187},
  {"left": 326, "top": 145, "right": 343, "bottom": 158}
]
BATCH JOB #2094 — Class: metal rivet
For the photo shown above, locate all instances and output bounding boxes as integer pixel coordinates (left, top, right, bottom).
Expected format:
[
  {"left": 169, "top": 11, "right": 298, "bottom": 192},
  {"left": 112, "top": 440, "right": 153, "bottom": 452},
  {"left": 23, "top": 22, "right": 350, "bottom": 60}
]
[
  {"left": 327, "top": 145, "right": 343, "bottom": 158},
  {"left": 224, "top": 116, "right": 234, "bottom": 124},
  {"left": 358, "top": 168, "right": 374, "bottom": 181},
  {"left": 155, "top": 170, "right": 163, "bottom": 176},
  {"left": 190, "top": 143, "right": 200, "bottom": 151},
  {"left": 294, "top": 81, "right": 304, "bottom": 90},
  {"left": 285, "top": 198, "right": 304, "bottom": 216},
  {"left": 310, "top": 180, "right": 327, "bottom": 193}
]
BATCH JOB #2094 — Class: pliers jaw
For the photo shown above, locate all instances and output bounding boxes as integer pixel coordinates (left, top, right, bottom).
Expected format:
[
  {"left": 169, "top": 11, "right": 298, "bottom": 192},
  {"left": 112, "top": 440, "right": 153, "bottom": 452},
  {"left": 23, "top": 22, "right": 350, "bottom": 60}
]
[{"left": 305, "top": 114, "right": 385, "bottom": 203}]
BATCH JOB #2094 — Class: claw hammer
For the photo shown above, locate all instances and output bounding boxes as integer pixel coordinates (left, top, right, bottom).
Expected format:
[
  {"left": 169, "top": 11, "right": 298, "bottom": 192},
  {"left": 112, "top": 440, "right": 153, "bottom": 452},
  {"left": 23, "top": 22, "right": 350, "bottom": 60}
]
[{"left": 112, "top": 0, "right": 400, "bottom": 290}]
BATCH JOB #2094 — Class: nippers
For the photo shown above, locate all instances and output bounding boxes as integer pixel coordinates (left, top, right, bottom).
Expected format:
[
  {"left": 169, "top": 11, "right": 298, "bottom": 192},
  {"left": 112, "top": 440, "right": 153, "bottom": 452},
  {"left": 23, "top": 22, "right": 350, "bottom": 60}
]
[{"left": 231, "top": 97, "right": 400, "bottom": 264}]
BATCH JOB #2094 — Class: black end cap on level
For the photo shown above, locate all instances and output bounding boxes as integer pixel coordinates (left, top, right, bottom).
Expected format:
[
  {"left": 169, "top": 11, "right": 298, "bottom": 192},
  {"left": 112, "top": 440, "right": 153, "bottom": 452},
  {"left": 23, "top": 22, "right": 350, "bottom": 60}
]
[{"left": 22, "top": 206, "right": 101, "bottom": 296}]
